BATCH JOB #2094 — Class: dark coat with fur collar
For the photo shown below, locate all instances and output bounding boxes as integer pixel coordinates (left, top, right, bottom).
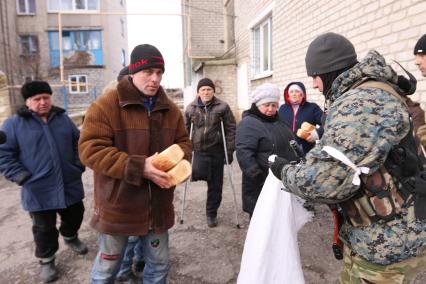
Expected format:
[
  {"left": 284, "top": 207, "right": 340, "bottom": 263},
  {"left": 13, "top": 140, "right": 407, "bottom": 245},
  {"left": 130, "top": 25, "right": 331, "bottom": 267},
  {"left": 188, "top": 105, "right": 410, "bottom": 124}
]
[
  {"left": 0, "top": 106, "right": 85, "bottom": 212},
  {"left": 79, "top": 77, "right": 191, "bottom": 236}
]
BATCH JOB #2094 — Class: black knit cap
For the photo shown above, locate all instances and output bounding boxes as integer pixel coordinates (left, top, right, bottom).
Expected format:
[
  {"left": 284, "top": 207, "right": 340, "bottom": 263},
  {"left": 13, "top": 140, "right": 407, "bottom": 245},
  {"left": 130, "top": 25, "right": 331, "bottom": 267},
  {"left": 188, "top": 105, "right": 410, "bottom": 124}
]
[
  {"left": 117, "top": 66, "right": 129, "bottom": 81},
  {"left": 128, "top": 44, "right": 165, "bottom": 74},
  {"left": 197, "top": 78, "right": 215, "bottom": 92},
  {"left": 305, "top": 32, "right": 358, "bottom": 76},
  {"left": 414, "top": 34, "right": 426, "bottom": 55},
  {"left": 21, "top": 80, "right": 52, "bottom": 100}
]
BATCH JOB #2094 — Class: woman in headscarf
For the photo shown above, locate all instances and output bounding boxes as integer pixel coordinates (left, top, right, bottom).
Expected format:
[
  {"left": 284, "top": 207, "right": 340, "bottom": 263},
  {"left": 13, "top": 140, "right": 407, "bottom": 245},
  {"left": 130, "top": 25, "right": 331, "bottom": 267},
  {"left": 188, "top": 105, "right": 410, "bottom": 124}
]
[{"left": 236, "top": 83, "right": 297, "bottom": 218}]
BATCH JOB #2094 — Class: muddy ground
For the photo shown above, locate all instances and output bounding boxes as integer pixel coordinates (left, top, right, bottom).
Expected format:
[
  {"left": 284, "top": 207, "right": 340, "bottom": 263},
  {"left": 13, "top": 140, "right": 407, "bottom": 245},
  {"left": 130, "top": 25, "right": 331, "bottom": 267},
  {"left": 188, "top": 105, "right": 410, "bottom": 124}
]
[{"left": 0, "top": 163, "right": 425, "bottom": 283}]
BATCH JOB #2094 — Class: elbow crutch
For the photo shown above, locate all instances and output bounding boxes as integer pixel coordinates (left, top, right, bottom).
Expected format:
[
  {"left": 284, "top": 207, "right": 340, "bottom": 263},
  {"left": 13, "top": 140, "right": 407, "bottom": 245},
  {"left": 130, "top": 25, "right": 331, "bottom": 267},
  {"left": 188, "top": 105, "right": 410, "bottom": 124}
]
[
  {"left": 220, "top": 119, "right": 241, "bottom": 228},
  {"left": 180, "top": 120, "right": 194, "bottom": 224}
]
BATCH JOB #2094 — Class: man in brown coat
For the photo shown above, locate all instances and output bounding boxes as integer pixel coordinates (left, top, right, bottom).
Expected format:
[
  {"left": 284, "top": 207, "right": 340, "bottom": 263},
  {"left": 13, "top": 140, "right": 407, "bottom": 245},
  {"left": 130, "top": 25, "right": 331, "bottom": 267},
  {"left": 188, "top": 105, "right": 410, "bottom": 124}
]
[{"left": 79, "top": 44, "right": 191, "bottom": 283}]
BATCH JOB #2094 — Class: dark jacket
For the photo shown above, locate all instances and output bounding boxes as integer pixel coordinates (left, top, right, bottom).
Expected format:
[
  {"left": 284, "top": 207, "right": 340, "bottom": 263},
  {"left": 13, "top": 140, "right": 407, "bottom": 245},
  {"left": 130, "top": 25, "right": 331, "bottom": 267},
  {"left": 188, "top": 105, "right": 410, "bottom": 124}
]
[
  {"left": 236, "top": 104, "right": 297, "bottom": 215},
  {"left": 278, "top": 81, "right": 324, "bottom": 154},
  {"left": 0, "top": 106, "right": 85, "bottom": 212},
  {"left": 79, "top": 77, "right": 191, "bottom": 236},
  {"left": 184, "top": 96, "right": 236, "bottom": 154}
]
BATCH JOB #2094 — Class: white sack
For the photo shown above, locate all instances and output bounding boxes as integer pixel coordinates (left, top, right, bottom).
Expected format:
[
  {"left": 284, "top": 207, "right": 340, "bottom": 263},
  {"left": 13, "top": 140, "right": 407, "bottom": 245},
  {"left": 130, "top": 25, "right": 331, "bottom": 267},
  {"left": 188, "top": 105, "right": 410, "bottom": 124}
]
[{"left": 237, "top": 170, "right": 312, "bottom": 284}]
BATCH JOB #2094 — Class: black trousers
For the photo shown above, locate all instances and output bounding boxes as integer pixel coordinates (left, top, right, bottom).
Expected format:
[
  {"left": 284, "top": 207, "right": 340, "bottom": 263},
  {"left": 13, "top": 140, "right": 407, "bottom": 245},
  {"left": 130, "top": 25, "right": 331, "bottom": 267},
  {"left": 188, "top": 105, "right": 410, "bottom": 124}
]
[
  {"left": 205, "top": 153, "right": 225, "bottom": 218},
  {"left": 29, "top": 201, "right": 85, "bottom": 259}
]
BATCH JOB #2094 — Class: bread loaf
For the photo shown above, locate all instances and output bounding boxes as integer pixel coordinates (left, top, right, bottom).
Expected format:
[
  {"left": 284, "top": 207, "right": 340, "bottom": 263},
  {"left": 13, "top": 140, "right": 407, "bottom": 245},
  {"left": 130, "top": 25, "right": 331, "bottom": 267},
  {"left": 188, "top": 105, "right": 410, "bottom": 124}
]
[
  {"left": 297, "top": 122, "right": 316, "bottom": 140},
  {"left": 301, "top": 122, "right": 316, "bottom": 132},
  {"left": 152, "top": 144, "right": 184, "bottom": 171},
  {"left": 168, "top": 159, "right": 192, "bottom": 186}
]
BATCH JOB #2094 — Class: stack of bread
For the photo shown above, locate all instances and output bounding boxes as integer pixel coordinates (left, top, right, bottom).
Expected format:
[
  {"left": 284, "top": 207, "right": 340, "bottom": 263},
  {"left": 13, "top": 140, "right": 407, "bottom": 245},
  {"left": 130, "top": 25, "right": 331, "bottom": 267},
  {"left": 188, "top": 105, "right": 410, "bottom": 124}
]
[
  {"left": 152, "top": 144, "right": 192, "bottom": 186},
  {"left": 296, "top": 122, "right": 316, "bottom": 140}
]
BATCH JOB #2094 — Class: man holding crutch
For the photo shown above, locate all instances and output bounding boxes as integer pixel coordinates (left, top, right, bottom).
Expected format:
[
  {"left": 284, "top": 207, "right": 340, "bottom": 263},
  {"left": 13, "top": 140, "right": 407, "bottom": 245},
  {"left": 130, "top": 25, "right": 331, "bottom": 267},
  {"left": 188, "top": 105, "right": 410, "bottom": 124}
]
[{"left": 184, "top": 78, "right": 236, "bottom": 227}]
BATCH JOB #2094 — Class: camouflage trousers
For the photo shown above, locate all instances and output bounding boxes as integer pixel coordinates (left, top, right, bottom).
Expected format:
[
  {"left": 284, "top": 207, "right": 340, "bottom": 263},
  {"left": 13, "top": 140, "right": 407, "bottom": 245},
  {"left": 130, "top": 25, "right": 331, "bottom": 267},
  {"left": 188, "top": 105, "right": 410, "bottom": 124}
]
[{"left": 337, "top": 246, "right": 426, "bottom": 284}]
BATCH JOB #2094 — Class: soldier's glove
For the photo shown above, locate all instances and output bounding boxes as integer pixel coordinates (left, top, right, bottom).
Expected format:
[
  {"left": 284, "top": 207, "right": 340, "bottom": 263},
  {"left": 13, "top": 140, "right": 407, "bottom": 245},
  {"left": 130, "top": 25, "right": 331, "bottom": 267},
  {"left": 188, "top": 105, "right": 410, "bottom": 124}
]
[
  {"left": 417, "top": 125, "right": 426, "bottom": 148},
  {"left": 269, "top": 155, "right": 290, "bottom": 180}
]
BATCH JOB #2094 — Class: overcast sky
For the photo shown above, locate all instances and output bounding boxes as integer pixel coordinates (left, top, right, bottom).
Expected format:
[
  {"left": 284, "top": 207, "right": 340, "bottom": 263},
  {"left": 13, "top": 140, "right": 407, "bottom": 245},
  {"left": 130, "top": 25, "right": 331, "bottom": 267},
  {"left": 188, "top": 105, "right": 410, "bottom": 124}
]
[{"left": 126, "top": 0, "right": 183, "bottom": 88}]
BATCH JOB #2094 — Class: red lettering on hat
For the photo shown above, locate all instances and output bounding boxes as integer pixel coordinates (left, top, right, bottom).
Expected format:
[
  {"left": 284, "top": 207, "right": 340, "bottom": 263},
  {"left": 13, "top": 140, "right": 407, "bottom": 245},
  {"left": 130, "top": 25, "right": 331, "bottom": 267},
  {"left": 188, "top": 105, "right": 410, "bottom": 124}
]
[{"left": 129, "top": 58, "right": 148, "bottom": 70}]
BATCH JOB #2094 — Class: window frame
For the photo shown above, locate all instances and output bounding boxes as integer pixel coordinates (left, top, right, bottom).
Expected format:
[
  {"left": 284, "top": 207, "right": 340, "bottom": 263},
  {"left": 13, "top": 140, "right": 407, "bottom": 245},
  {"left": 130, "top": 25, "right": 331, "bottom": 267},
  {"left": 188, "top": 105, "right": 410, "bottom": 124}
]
[
  {"left": 47, "top": 0, "right": 100, "bottom": 12},
  {"left": 68, "top": 74, "right": 89, "bottom": 94},
  {"left": 19, "top": 35, "right": 39, "bottom": 56},
  {"left": 16, "top": 0, "right": 36, "bottom": 15},
  {"left": 251, "top": 16, "right": 272, "bottom": 79}
]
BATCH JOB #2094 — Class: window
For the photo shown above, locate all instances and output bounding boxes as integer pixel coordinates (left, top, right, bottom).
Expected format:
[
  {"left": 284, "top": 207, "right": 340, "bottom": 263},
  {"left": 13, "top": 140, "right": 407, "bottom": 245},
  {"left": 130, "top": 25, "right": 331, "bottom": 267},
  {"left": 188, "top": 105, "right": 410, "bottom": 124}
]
[
  {"left": 50, "top": 30, "right": 100, "bottom": 51},
  {"left": 252, "top": 16, "right": 272, "bottom": 77},
  {"left": 121, "top": 49, "right": 126, "bottom": 66},
  {"left": 120, "top": 18, "right": 125, "bottom": 37},
  {"left": 17, "top": 0, "right": 35, "bottom": 14},
  {"left": 19, "top": 35, "right": 38, "bottom": 56},
  {"left": 68, "top": 75, "right": 88, "bottom": 93},
  {"left": 48, "top": 0, "right": 99, "bottom": 12},
  {"left": 48, "top": 30, "right": 103, "bottom": 67}
]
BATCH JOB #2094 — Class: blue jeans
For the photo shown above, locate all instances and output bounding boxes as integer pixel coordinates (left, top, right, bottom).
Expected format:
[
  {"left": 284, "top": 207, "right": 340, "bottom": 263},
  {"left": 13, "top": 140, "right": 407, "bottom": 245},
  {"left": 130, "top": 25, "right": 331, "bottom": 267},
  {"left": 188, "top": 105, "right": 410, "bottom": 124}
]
[
  {"left": 91, "top": 231, "right": 169, "bottom": 284},
  {"left": 116, "top": 236, "right": 144, "bottom": 278}
]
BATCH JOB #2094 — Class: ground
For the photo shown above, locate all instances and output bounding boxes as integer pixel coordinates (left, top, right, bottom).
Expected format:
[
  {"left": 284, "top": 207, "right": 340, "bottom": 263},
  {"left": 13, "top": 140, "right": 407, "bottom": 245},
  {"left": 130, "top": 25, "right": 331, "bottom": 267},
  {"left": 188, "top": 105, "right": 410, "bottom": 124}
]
[{"left": 0, "top": 164, "right": 425, "bottom": 283}]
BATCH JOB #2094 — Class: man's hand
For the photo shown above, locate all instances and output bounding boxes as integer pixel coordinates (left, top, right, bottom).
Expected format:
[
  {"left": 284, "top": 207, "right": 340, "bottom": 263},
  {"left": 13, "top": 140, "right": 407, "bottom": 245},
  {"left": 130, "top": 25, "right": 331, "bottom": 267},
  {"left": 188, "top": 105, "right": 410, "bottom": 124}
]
[
  {"left": 417, "top": 125, "right": 426, "bottom": 148},
  {"left": 270, "top": 156, "right": 289, "bottom": 180},
  {"left": 143, "top": 153, "right": 173, "bottom": 189},
  {"left": 306, "top": 129, "right": 319, "bottom": 143}
]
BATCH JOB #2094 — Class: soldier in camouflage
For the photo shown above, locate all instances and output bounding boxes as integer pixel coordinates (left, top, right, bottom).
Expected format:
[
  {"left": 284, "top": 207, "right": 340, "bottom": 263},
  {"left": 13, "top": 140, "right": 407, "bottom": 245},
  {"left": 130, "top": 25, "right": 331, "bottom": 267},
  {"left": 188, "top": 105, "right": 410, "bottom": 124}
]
[{"left": 270, "top": 32, "right": 426, "bottom": 283}]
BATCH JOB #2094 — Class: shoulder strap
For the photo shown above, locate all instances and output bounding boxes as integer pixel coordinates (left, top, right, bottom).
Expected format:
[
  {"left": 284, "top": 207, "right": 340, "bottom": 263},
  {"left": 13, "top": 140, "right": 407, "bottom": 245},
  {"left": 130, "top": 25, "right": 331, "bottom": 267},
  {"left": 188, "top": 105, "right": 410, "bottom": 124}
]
[{"left": 356, "top": 80, "right": 408, "bottom": 108}]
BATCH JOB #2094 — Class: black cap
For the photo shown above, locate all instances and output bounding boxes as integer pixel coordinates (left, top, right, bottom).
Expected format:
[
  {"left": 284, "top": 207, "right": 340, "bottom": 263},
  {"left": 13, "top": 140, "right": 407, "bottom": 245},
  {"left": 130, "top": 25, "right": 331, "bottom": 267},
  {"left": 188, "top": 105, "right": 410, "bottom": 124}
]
[
  {"left": 305, "top": 32, "right": 358, "bottom": 76},
  {"left": 197, "top": 78, "right": 215, "bottom": 93},
  {"left": 117, "top": 66, "right": 129, "bottom": 81},
  {"left": 21, "top": 81, "right": 52, "bottom": 100},
  {"left": 128, "top": 44, "right": 165, "bottom": 74},
  {"left": 414, "top": 34, "right": 426, "bottom": 55}
]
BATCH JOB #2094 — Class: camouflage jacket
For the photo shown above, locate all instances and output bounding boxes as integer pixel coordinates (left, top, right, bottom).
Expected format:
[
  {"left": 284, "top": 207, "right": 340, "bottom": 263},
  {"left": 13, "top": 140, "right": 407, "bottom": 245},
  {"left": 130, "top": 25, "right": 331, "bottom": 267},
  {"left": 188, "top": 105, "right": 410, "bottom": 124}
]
[{"left": 280, "top": 50, "right": 426, "bottom": 265}]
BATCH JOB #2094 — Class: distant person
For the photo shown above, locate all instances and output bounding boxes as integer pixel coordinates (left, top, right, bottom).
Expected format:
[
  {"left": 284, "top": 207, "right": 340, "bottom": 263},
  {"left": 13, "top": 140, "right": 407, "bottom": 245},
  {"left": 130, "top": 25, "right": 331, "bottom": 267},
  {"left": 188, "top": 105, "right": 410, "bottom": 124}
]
[
  {"left": 79, "top": 44, "right": 191, "bottom": 283},
  {"left": 278, "top": 81, "right": 324, "bottom": 154},
  {"left": 0, "top": 81, "right": 87, "bottom": 283},
  {"left": 236, "top": 83, "right": 297, "bottom": 218},
  {"left": 184, "top": 78, "right": 236, "bottom": 227},
  {"left": 414, "top": 34, "right": 426, "bottom": 150}
]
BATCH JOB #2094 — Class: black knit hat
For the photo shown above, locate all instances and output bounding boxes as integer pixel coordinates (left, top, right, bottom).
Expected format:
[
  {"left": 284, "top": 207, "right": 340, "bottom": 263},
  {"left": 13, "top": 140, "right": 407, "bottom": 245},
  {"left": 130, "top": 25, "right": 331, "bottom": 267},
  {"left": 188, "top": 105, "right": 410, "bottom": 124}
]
[
  {"left": 117, "top": 66, "right": 129, "bottom": 81},
  {"left": 21, "top": 80, "right": 52, "bottom": 100},
  {"left": 414, "top": 34, "right": 426, "bottom": 55},
  {"left": 305, "top": 32, "right": 358, "bottom": 76},
  {"left": 128, "top": 44, "right": 165, "bottom": 74},
  {"left": 197, "top": 78, "right": 215, "bottom": 93}
]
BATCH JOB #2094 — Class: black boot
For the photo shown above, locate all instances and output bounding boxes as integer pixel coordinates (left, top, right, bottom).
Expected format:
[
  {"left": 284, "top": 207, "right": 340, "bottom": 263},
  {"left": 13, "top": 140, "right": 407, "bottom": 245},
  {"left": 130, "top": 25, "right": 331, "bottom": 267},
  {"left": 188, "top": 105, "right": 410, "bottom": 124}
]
[
  {"left": 40, "top": 259, "right": 58, "bottom": 283},
  {"left": 207, "top": 216, "right": 218, "bottom": 228},
  {"left": 65, "top": 237, "right": 88, "bottom": 255}
]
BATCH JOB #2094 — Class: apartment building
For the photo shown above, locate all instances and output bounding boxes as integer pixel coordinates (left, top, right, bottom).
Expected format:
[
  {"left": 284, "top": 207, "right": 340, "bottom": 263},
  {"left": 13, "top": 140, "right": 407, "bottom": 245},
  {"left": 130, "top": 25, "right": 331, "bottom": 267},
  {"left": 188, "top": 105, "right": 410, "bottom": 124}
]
[
  {"left": 182, "top": 0, "right": 426, "bottom": 117},
  {"left": 181, "top": 0, "right": 238, "bottom": 111},
  {"left": 0, "top": 0, "right": 128, "bottom": 120}
]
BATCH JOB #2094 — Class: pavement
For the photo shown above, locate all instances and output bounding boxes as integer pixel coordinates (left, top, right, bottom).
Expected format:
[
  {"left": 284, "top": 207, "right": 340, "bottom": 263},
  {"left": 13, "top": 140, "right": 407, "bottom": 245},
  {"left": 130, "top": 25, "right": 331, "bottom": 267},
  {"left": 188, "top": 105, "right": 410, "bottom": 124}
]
[{"left": 0, "top": 162, "right": 425, "bottom": 283}]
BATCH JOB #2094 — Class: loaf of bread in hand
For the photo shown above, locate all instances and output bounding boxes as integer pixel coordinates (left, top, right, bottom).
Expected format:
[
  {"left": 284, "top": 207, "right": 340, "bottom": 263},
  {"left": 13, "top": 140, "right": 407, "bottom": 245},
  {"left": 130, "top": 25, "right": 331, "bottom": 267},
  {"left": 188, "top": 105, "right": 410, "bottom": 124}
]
[
  {"left": 296, "top": 122, "right": 316, "bottom": 140},
  {"left": 168, "top": 159, "right": 192, "bottom": 186},
  {"left": 152, "top": 144, "right": 185, "bottom": 171}
]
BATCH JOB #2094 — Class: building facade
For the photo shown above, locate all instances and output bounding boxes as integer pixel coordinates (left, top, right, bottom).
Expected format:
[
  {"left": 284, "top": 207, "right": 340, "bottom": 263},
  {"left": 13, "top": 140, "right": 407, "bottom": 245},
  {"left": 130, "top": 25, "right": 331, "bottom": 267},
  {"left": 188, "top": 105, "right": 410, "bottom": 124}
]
[
  {"left": 0, "top": 0, "right": 128, "bottom": 121},
  {"left": 182, "top": 0, "right": 426, "bottom": 118}
]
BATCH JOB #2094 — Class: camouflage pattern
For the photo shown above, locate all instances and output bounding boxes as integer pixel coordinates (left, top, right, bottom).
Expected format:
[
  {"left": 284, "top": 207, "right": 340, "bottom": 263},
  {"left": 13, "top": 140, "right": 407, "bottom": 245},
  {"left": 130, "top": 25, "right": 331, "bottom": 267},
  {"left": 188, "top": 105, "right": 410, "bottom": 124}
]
[
  {"left": 337, "top": 246, "right": 426, "bottom": 284},
  {"left": 280, "top": 50, "right": 426, "bottom": 265}
]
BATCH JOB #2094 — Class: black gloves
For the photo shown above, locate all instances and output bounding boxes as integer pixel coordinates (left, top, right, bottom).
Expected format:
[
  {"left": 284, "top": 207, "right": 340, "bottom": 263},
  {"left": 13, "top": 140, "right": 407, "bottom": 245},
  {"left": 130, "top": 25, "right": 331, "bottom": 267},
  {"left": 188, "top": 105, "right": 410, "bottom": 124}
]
[
  {"left": 225, "top": 152, "right": 234, "bottom": 164},
  {"left": 270, "top": 156, "right": 289, "bottom": 180}
]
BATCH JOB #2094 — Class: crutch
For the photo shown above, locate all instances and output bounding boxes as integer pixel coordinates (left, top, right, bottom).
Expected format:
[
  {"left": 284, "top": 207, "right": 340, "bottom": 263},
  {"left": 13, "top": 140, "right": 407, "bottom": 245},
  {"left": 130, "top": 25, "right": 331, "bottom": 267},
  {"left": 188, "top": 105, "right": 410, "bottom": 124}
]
[
  {"left": 180, "top": 120, "right": 194, "bottom": 224},
  {"left": 220, "top": 119, "right": 241, "bottom": 228}
]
